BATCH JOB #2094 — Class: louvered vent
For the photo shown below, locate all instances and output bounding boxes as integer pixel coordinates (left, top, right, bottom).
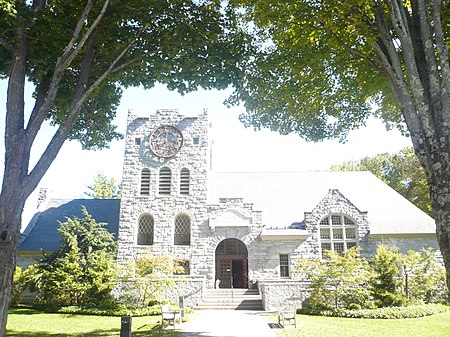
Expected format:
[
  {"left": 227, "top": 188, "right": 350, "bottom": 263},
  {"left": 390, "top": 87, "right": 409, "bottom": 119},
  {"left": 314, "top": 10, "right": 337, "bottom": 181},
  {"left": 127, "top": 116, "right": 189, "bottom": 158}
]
[
  {"left": 180, "top": 168, "right": 190, "bottom": 195},
  {"left": 140, "top": 168, "right": 150, "bottom": 195},
  {"left": 159, "top": 167, "right": 172, "bottom": 195}
]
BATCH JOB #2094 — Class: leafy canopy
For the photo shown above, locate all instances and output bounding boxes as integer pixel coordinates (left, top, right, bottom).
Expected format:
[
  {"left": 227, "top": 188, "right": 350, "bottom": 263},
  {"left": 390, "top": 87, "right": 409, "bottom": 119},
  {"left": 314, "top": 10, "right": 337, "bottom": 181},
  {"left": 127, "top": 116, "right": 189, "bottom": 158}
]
[
  {"left": 331, "top": 147, "right": 431, "bottom": 215},
  {"left": 0, "top": 0, "right": 249, "bottom": 149},
  {"left": 228, "top": 0, "right": 388, "bottom": 142},
  {"left": 84, "top": 172, "right": 122, "bottom": 199}
]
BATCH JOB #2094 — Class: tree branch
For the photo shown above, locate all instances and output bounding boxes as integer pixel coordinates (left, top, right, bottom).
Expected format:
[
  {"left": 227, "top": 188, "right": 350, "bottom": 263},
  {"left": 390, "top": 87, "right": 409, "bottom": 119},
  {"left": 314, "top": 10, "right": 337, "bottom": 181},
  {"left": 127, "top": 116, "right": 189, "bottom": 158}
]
[
  {"left": 0, "top": 36, "right": 13, "bottom": 52},
  {"left": 415, "top": 0, "right": 444, "bottom": 140},
  {"left": 372, "top": 1, "right": 422, "bottom": 137},
  {"left": 431, "top": 0, "right": 450, "bottom": 129},
  {"left": 35, "top": 0, "right": 110, "bottom": 129},
  {"left": 24, "top": 23, "right": 145, "bottom": 196},
  {"left": 388, "top": 0, "right": 436, "bottom": 141}
]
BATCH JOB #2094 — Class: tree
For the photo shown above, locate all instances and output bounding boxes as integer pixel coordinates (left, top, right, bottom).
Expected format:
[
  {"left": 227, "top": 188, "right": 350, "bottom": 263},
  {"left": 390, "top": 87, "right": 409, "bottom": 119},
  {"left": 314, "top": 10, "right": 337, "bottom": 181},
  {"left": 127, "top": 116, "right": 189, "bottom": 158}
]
[
  {"left": 369, "top": 244, "right": 407, "bottom": 307},
  {"left": 26, "top": 207, "right": 118, "bottom": 306},
  {"left": 84, "top": 172, "right": 121, "bottom": 199},
  {"left": 401, "top": 248, "right": 447, "bottom": 303},
  {"left": 231, "top": 0, "right": 450, "bottom": 298},
  {"left": 0, "top": 0, "right": 248, "bottom": 333},
  {"left": 331, "top": 147, "right": 431, "bottom": 215},
  {"left": 297, "top": 248, "right": 372, "bottom": 310},
  {"left": 118, "top": 255, "right": 182, "bottom": 307}
]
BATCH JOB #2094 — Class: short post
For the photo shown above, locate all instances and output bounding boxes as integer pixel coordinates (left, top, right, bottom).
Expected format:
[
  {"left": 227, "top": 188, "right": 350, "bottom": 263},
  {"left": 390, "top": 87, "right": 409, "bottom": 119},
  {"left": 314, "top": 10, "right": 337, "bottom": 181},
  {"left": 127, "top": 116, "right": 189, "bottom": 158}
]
[
  {"left": 178, "top": 295, "right": 185, "bottom": 320},
  {"left": 120, "top": 315, "right": 132, "bottom": 337}
]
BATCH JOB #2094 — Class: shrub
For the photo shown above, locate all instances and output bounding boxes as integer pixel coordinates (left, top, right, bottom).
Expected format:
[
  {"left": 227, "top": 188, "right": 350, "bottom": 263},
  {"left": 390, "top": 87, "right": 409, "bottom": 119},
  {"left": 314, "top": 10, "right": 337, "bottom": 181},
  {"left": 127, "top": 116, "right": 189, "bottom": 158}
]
[
  {"left": 297, "top": 248, "right": 373, "bottom": 310},
  {"left": 347, "top": 303, "right": 362, "bottom": 310},
  {"left": 298, "top": 304, "right": 449, "bottom": 319}
]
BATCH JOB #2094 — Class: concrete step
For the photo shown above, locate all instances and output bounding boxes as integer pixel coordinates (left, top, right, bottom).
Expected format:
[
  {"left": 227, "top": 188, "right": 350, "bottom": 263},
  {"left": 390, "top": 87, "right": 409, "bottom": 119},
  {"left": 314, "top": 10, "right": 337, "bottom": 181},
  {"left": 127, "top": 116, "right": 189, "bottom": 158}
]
[{"left": 196, "top": 288, "right": 264, "bottom": 311}]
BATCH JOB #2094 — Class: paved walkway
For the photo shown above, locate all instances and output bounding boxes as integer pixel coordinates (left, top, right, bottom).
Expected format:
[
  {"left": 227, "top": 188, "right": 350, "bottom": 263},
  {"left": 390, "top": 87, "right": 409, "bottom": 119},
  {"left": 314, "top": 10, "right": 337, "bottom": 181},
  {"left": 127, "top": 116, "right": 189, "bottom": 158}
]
[{"left": 178, "top": 310, "right": 277, "bottom": 337}]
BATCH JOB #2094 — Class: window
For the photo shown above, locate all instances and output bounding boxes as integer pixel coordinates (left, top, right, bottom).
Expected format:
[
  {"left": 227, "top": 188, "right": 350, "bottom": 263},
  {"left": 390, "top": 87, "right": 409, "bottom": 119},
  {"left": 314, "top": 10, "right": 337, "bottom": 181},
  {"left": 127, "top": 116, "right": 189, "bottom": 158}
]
[
  {"left": 193, "top": 137, "right": 200, "bottom": 145},
  {"left": 180, "top": 168, "right": 190, "bottom": 195},
  {"left": 280, "top": 254, "right": 290, "bottom": 277},
  {"left": 174, "top": 213, "right": 191, "bottom": 245},
  {"left": 137, "top": 214, "right": 154, "bottom": 245},
  {"left": 159, "top": 167, "right": 171, "bottom": 195},
  {"left": 319, "top": 214, "right": 358, "bottom": 259},
  {"left": 140, "top": 168, "right": 150, "bottom": 195},
  {"left": 174, "top": 259, "right": 190, "bottom": 275},
  {"left": 135, "top": 138, "right": 141, "bottom": 145}
]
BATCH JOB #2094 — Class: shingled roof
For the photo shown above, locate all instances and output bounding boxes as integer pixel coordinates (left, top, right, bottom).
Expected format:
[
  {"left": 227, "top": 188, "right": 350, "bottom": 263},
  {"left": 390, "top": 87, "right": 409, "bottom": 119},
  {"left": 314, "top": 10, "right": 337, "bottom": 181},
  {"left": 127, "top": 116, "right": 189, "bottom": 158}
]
[
  {"left": 18, "top": 199, "right": 120, "bottom": 252},
  {"left": 19, "top": 171, "right": 435, "bottom": 254},
  {"left": 208, "top": 171, "right": 435, "bottom": 235}
]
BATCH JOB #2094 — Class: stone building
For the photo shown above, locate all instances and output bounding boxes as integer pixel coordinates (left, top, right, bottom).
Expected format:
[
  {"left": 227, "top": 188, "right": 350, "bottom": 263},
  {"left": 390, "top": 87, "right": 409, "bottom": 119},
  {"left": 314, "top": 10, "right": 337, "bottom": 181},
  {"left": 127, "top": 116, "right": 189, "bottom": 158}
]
[
  {"left": 18, "top": 109, "right": 438, "bottom": 309},
  {"left": 116, "top": 109, "right": 437, "bottom": 290}
]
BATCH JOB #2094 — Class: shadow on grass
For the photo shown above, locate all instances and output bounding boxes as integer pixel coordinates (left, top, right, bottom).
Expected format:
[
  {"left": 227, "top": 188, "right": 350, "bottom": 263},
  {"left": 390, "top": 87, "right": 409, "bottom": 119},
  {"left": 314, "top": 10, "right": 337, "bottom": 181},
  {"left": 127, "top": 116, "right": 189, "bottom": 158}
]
[
  {"left": 8, "top": 307, "right": 42, "bottom": 315},
  {"left": 6, "top": 328, "right": 119, "bottom": 337},
  {"left": 7, "top": 327, "right": 179, "bottom": 337},
  {"left": 7, "top": 325, "right": 179, "bottom": 337}
]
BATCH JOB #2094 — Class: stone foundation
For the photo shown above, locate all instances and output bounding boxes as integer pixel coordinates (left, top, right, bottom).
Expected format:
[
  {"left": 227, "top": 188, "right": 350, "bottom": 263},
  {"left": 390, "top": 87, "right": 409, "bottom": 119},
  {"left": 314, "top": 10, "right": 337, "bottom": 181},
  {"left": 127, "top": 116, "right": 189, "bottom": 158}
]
[
  {"left": 258, "top": 280, "right": 308, "bottom": 311},
  {"left": 165, "top": 275, "right": 206, "bottom": 308}
]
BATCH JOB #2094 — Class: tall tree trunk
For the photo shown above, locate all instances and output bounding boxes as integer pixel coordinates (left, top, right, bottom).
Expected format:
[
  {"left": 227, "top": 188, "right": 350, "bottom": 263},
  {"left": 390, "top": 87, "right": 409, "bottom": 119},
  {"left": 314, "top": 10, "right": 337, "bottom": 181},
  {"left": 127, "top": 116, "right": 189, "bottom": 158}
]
[
  {"left": 429, "top": 170, "right": 450, "bottom": 299},
  {"left": 0, "top": 193, "right": 26, "bottom": 337}
]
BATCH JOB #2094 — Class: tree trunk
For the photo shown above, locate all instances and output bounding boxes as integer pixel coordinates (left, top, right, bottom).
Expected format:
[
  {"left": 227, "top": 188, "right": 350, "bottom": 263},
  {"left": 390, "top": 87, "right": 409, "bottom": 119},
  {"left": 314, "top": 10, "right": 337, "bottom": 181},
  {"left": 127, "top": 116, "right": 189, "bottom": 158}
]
[
  {"left": 429, "top": 172, "right": 450, "bottom": 301},
  {"left": 0, "top": 195, "right": 25, "bottom": 337}
]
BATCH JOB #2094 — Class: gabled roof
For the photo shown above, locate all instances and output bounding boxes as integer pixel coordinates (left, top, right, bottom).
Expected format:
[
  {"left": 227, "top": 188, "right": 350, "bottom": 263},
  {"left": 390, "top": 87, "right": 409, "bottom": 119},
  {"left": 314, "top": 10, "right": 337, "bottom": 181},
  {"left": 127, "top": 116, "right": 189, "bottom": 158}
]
[
  {"left": 208, "top": 171, "right": 435, "bottom": 235},
  {"left": 18, "top": 199, "right": 120, "bottom": 252}
]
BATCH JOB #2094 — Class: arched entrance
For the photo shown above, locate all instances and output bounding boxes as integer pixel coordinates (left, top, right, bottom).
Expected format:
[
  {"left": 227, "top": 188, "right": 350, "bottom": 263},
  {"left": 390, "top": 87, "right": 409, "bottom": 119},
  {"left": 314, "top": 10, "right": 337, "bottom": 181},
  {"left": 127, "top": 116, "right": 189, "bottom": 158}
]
[{"left": 215, "top": 239, "right": 248, "bottom": 289}]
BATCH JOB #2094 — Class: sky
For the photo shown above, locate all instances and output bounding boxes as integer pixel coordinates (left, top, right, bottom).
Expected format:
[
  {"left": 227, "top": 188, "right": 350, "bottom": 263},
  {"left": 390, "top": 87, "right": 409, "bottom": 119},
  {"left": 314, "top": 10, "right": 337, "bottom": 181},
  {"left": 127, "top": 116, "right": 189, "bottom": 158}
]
[{"left": 0, "top": 80, "right": 412, "bottom": 225}]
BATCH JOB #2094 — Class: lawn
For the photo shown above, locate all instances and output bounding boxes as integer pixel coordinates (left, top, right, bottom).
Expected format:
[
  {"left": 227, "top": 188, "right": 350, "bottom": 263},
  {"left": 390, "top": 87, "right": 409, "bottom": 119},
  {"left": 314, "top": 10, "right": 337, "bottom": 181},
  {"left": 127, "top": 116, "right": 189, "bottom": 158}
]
[
  {"left": 269, "top": 312, "right": 450, "bottom": 337},
  {"left": 6, "top": 308, "right": 178, "bottom": 337},
  {"left": 7, "top": 308, "right": 450, "bottom": 337}
]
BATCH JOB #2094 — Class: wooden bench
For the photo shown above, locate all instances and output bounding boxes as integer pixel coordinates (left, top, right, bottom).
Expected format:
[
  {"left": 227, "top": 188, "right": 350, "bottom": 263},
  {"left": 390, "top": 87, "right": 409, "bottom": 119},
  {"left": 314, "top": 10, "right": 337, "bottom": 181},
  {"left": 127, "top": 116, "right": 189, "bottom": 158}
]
[
  {"left": 161, "top": 304, "right": 181, "bottom": 329},
  {"left": 277, "top": 308, "right": 297, "bottom": 328}
]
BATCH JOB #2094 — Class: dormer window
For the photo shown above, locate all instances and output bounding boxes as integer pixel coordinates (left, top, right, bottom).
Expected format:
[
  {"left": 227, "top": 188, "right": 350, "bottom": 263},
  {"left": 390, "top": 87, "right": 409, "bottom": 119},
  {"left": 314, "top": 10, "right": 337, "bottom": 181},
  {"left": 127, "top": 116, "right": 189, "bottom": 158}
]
[{"left": 319, "top": 214, "right": 358, "bottom": 259}]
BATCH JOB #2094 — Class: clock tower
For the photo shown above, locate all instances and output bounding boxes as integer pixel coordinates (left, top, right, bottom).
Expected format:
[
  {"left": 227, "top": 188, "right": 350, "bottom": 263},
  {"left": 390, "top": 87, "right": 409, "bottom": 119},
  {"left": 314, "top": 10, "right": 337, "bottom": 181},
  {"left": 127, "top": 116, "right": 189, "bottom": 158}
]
[{"left": 117, "top": 109, "right": 210, "bottom": 267}]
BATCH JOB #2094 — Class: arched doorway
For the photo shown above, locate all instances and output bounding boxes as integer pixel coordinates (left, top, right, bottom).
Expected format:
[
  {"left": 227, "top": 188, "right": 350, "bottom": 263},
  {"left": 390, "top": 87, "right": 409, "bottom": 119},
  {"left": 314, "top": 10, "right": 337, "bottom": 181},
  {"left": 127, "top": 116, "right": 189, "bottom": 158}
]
[{"left": 215, "top": 239, "right": 248, "bottom": 289}]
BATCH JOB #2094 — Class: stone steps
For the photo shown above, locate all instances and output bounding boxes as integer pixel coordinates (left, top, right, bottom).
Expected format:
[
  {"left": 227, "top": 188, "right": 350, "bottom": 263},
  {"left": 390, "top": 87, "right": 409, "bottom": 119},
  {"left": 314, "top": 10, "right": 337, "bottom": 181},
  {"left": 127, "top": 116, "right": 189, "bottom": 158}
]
[{"left": 196, "top": 288, "right": 263, "bottom": 310}]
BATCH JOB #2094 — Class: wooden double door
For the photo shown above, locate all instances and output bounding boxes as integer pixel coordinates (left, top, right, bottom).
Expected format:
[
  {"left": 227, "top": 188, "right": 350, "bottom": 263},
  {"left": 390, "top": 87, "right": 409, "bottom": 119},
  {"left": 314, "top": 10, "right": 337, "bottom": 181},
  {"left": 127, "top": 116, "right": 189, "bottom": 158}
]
[{"left": 215, "top": 239, "right": 248, "bottom": 289}]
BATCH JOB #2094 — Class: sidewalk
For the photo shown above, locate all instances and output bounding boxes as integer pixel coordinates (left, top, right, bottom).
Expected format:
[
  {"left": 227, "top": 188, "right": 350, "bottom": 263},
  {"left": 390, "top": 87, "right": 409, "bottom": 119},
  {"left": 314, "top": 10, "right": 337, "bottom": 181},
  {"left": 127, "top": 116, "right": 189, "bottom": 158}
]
[{"left": 178, "top": 310, "right": 277, "bottom": 337}]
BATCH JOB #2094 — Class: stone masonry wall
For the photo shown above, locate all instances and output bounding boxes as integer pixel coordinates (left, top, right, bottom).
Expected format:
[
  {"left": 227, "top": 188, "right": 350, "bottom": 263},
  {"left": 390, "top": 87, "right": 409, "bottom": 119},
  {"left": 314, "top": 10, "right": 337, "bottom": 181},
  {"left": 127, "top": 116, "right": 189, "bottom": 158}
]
[
  {"left": 303, "top": 189, "right": 370, "bottom": 260},
  {"left": 165, "top": 276, "right": 206, "bottom": 308},
  {"left": 259, "top": 281, "right": 308, "bottom": 311},
  {"left": 117, "top": 110, "right": 209, "bottom": 270}
]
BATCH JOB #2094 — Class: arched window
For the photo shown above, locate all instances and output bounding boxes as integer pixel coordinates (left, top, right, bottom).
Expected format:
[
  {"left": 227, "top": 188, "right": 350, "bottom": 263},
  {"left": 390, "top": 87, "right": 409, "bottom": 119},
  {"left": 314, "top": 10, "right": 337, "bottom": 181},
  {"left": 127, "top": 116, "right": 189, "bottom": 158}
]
[
  {"left": 159, "top": 167, "right": 171, "bottom": 195},
  {"left": 137, "top": 214, "right": 154, "bottom": 245},
  {"left": 319, "top": 214, "right": 357, "bottom": 259},
  {"left": 174, "top": 213, "right": 191, "bottom": 245},
  {"left": 140, "top": 168, "right": 150, "bottom": 195},
  {"left": 180, "top": 168, "right": 190, "bottom": 195}
]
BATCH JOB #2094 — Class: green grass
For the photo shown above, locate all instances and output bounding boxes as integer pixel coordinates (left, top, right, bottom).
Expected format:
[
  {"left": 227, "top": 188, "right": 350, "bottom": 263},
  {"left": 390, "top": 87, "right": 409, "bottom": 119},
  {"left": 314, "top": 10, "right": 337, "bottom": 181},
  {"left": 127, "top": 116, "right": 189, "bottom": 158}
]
[
  {"left": 6, "top": 308, "right": 179, "bottom": 337},
  {"left": 269, "top": 312, "right": 450, "bottom": 337}
]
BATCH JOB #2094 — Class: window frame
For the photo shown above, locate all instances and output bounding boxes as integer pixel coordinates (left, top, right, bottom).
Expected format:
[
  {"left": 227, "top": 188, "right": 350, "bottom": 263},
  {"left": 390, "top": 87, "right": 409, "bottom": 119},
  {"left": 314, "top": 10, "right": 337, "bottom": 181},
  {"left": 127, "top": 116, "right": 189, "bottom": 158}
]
[
  {"left": 279, "top": 253, "right": 290, "bottom": 278},
  {"left": 319, "top": 214, "right": 358, "bottom": 259},
  {"left": 174, "top": 213, "right": 191, "bottom": 246},
  {"left": 137, "top": 213, "right": 154, "bottom": 246}
]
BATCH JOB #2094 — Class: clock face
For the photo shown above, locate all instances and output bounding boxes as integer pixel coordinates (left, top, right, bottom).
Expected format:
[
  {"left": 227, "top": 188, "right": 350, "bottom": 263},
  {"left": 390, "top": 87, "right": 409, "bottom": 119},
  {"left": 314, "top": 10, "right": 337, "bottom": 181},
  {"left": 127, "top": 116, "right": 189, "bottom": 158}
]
[{"left": 150, "top": 125, "right": 183, "bottom": 158}]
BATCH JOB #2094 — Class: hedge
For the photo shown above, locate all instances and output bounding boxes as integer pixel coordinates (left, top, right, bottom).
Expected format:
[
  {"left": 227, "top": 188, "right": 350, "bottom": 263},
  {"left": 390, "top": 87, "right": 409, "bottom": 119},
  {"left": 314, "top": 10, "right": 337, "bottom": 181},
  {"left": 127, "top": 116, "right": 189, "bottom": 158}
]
[{"left": 298, "top": 304, "right": 449, "bottom": 319}]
